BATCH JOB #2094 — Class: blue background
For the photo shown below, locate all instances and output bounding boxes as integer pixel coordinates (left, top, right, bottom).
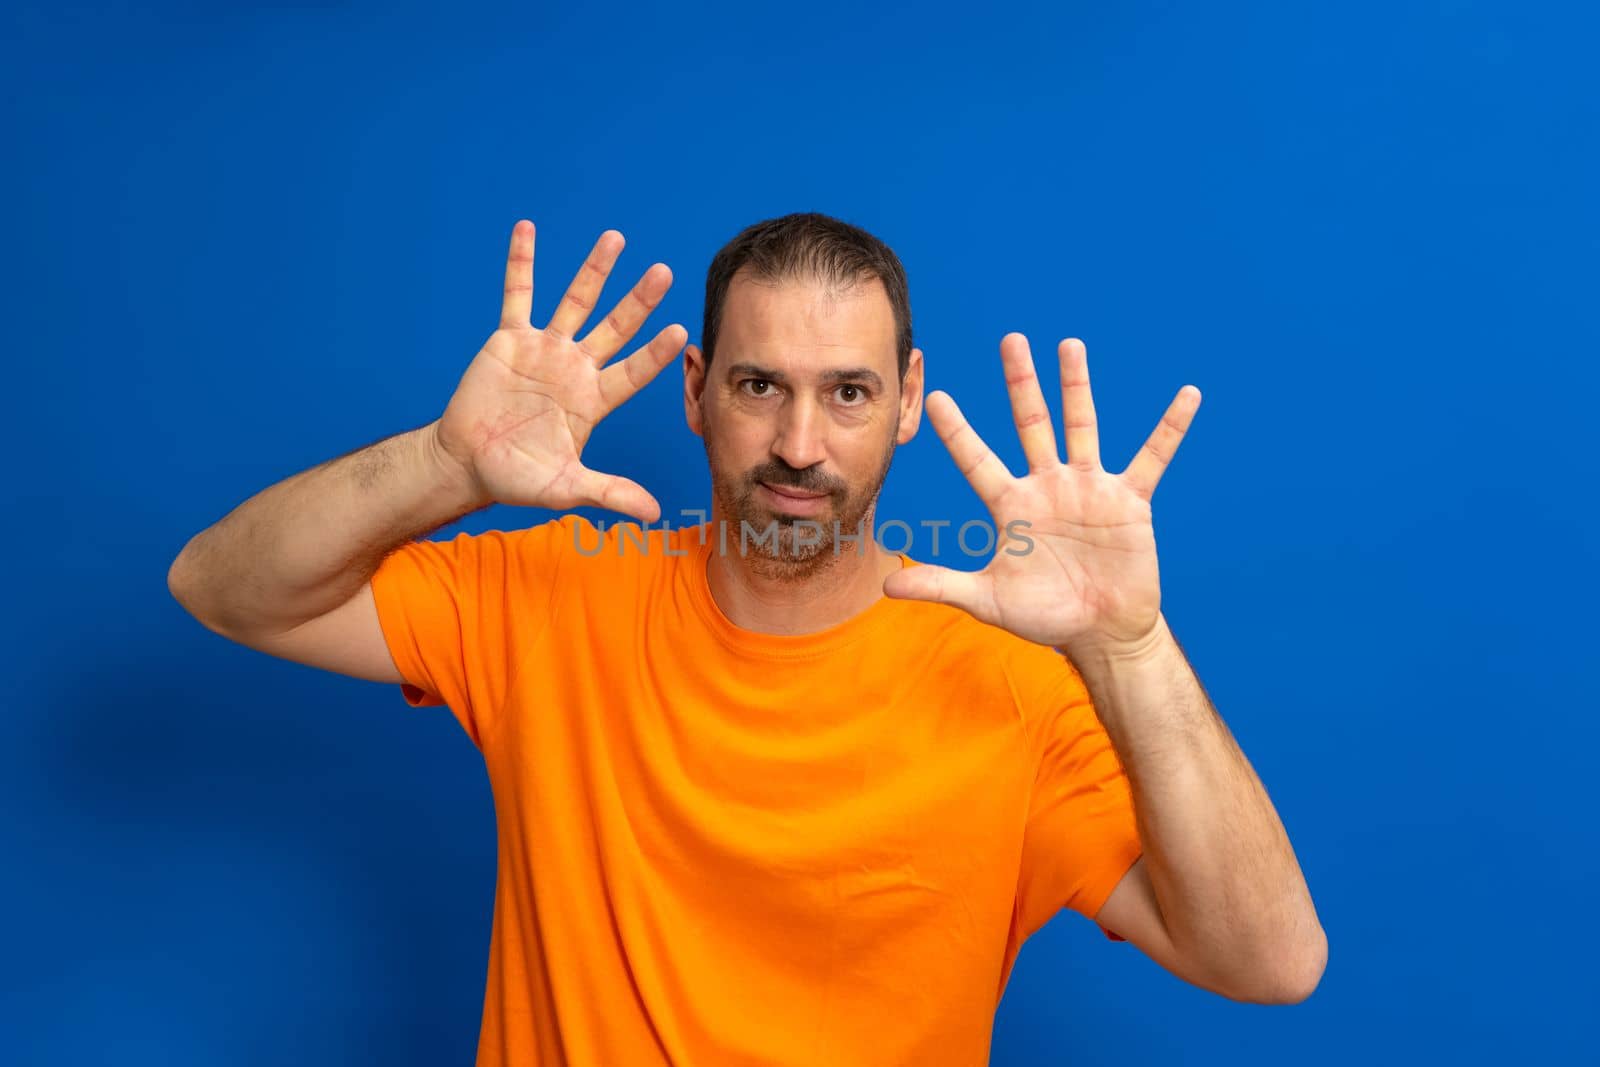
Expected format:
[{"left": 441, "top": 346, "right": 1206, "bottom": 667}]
[{"left": 4, "top": 1, "right": 1595, "bottom": 1063}]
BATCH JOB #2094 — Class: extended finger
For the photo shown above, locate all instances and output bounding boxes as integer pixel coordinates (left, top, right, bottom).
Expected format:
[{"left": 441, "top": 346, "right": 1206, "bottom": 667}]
[
  {"left": 998, "top": 333, "right": 1060, "bottom": 472},
  {"left": 1058, "top": 338, "right": 1101, "bottom": 470},
  {"left": 925, "top": 390, "right": 1014, "bottom": 504},
  {"left": 546, "top": 230, "right": 625, "bottom": 340},
  {"left": 1121, "top": 385, "right": 1202, "bottom": 500},
  {"left": 881, "top": 563, "right": 994, "bottom": 622},
  {"left": 500, "top": 220, "right": 535, "bottom": 329},
  {"left": 570, "top": 465, "right": 662, "bottom": 525},
  {"left": 596, "top": 324, "right": 689, "bottom": 415},
  {"left": 578, "top": 263, "right": 674, "bottom": 364}
]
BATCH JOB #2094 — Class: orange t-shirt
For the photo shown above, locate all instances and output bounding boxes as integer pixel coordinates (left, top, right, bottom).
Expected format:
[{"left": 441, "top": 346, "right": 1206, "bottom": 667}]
[{"left": 370, "top": 516, "right": 1143, "bottom": 1066}]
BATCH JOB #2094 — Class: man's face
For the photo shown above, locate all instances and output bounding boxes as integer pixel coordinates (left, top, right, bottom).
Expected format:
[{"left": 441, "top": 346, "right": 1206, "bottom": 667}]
[{"left": 685, "top": 270, "right": 924, "bottom": 580}]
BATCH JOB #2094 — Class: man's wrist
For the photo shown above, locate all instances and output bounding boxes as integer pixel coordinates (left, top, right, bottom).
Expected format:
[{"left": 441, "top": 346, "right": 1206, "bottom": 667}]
[
  {"left": 419, "top": 420, "right": 491, "bottom": 514},
  {"left": 1058, "top": 612, "right": 1173, "bottom": 671}
]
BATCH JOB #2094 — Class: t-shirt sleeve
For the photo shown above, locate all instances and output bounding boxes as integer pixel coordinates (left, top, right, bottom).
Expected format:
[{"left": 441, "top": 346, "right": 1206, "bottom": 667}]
[
  {"left": 367, "top": 515, "right": 574, "bottom": 748},
  {"left": 1009, "top": 646, "right": 1145, "bottom": 944}
]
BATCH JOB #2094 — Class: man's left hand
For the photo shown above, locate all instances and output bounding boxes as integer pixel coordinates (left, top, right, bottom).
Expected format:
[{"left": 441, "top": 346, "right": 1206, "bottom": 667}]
[{"left": 883, "top": 333, "right": 1200, "bottom": 655}]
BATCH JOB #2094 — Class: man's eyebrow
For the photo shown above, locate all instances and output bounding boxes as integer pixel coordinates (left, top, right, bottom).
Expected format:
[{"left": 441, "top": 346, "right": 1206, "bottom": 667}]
[{"left": 725, "top": 362, "right": 884, "bottom": 391}]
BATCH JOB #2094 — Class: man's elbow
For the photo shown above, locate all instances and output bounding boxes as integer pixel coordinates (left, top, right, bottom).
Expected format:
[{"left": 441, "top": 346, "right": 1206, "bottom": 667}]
[
  {"left": 1235, "top": 924, "right": 1328, "bottom": 1005},
  {"left": 168, "top": 537, "right": 232, "bottom": 635},
  {"left": 167, "top": 543, "right": 198, "bottom": 612}
]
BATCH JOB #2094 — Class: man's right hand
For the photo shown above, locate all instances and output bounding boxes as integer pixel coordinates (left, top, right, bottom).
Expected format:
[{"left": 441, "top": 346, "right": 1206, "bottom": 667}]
[{"left": 433, "top": 220, "right": 686, "bottom": 523}]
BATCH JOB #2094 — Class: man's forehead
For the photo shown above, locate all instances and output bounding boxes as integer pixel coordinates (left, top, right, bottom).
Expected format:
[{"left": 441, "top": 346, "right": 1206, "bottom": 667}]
[{"left": 718, "top": 272, "right": 896, "bottom": 369}]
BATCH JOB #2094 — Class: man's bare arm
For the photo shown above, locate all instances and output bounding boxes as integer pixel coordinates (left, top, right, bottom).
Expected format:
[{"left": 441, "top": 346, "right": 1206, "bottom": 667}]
[
  {"left": 166, "top": 421, "right": 484, "bottom": 677},
  {"left": 167, "top": 219, "right": 688, "bottom": 681},
  {"left": 1077, "top": 620, "right": 1326, "bottom": 1005},
  {"left": 884, "top": 335, "right": 1324, "bottom": 1002}
]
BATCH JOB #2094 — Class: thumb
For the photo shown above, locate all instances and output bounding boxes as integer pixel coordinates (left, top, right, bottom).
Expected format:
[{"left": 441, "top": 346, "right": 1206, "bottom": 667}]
[
  {"left": 882, "top": 564, "right": 990, "bottom": 619},
  {"left": 570, "top": 466, "right": 662, "bottom": 525}
]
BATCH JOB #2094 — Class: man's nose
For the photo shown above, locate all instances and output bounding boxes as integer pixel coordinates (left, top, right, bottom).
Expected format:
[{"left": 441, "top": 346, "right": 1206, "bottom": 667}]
[{"left": 771, "top": 395, "right": 828, "bottom": 471}]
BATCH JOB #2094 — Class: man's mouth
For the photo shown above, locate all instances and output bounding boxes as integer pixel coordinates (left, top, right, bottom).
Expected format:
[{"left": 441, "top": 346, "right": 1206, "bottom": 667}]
[
  {"left": 757, "top": 480, "right": 833, "bottom": 517},
  {"left": 759, "top": 481, "right": 828, "bottom": 500}
]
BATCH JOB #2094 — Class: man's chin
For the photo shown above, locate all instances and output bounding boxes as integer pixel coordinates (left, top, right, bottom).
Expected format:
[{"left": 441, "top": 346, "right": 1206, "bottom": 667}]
[{"left": 732, "top": 508, "right": 843, "bottom": 568}]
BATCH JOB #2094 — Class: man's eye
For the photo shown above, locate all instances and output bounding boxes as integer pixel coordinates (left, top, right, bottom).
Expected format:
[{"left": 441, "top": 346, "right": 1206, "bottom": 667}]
[
  {"left": 740, "top": 379, "right": 775, "bottom": 397},
  {"left": 836, "top": 384, "right": 868, "bottom": 405}
]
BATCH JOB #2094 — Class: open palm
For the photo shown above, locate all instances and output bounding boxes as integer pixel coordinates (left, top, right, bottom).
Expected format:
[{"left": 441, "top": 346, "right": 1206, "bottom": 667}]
[
  {"left": 435, "top": 221, "right": 686, "bottom": 522},
  {"left": 883, "top": 333, "right": 1200, "bottom": 653}
]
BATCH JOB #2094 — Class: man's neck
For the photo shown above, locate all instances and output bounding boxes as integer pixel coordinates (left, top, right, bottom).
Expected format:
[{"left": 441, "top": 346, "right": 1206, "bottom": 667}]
[{"left": 703, "top": 510, "right": 903, "bottom": 636}]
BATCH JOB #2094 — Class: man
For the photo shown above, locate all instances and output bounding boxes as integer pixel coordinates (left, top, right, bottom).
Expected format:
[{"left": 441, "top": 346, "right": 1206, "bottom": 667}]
[{"left": 168, "top": 212, "right": 1325, "bottom": 1065}]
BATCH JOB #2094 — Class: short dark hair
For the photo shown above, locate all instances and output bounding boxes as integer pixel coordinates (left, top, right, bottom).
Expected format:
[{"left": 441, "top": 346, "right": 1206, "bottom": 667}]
[{"left": 701, "top": 212, "right": 913, "bottom": 380}]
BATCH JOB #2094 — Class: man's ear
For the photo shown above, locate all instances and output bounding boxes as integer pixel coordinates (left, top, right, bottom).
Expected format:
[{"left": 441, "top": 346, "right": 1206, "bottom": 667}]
[
  {"left": 896, "top": 347, "right": 925, "bottom": 445},
  {"left": 683, "top": 343, "right": 707, "bottom": 437}
]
